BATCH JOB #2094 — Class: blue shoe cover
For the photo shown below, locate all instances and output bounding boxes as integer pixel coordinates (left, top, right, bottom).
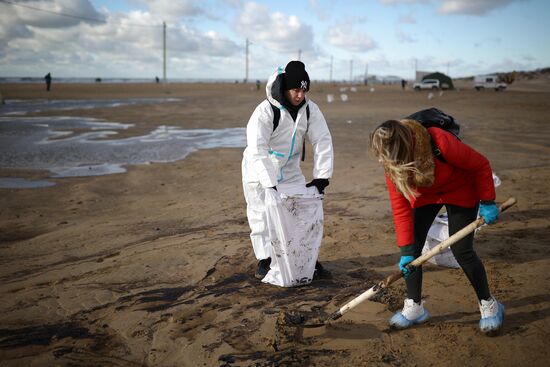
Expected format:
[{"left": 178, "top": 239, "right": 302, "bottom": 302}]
[
  {"left": 479, "top": 302, "right": 505, "bottom": 335},
  {"left": 389, "top": 309, "right": 430, "bottom": 329}
]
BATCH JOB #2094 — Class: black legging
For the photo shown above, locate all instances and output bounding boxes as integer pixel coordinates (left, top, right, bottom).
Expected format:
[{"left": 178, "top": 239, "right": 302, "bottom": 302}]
[{"left": 405, "top": 203, "right": 491, "bottom": 303}]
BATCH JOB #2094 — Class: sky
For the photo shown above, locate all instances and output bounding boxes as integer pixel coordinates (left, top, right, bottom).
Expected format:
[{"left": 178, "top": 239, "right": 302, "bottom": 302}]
[{"left": 1, "top": 0, "right": 549, "bottom": 81}]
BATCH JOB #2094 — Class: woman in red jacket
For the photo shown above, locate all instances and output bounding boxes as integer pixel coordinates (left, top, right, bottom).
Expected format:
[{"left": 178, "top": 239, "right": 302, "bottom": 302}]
[{"left": 370, "top": 118, "right": 504, "bottom": 335}]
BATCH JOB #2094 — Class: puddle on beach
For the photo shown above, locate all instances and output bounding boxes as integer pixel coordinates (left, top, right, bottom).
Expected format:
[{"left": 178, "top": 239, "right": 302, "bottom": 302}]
[
  {"left": 0, "top": 98, "right": 181, "bottom": 116},
  {"left": 0, "top": 177, "right": 56, "bottom": 189},
  {"left": 0, "top": 116, "right": 245, "bottom": 188}
]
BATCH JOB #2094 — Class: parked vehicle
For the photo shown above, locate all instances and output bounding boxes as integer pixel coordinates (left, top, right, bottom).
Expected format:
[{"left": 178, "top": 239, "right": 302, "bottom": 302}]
[
  {"left": 474, "top": 75, "right": 507, "bottom": 91},
  {"left": 413, "top": 79, "right": 440, "bottom": 91}
]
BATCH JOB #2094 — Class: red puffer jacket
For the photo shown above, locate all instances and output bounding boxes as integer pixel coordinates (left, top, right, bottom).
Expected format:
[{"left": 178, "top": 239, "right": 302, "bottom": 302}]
[{"left": 385, "top": 127, "right": 496, "bottom": 247}]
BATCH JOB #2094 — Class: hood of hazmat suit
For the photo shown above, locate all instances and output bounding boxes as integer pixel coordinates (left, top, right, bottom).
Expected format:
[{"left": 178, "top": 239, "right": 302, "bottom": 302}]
[{"left": 242, "top": 67, "right": 333, "bottom": 188}]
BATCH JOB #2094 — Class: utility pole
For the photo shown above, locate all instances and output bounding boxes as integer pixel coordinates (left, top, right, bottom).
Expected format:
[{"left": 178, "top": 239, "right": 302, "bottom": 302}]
[
  {"left": 245, "top": 38, "right": 249, "bottom": 83},
  {"left": 364, "top": 62, "right": 368, "bottom": 84},
  {"left": 329, "top": 56, "right": 333, "bottom": 82},
  {"left": 298, "top": 49, "right": 301, "bottom": 61},
  {"left": 163, "top": 21, "right": 166, "bottom": 83},
  {"left": 349, "top": 59, "right": 353, "bottom": 83}
]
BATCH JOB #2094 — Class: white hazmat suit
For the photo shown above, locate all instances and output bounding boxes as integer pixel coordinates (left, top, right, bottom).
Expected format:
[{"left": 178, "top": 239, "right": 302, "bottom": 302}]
[{"left": 242, "top": 68, "right": 334, "bottom": 260}]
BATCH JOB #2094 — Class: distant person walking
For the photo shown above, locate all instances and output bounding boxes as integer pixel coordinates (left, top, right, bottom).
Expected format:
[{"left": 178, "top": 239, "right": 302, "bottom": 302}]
[
  {"left": 44, "top": 72, "right": 52, "bottom": 91},
  {"left": 401, "top": 79, "right": 406, "bottom": 90}
]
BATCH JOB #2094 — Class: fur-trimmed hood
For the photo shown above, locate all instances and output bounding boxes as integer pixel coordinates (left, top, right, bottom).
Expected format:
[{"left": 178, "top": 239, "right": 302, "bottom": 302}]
[{"left": 399, "top": 119, "right": 435, "bottom": 187}]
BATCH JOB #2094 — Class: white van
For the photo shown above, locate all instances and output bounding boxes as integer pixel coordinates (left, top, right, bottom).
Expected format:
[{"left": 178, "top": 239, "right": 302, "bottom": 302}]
[{"left": 474, "top": 75, "right": 507, "bottom": 91}]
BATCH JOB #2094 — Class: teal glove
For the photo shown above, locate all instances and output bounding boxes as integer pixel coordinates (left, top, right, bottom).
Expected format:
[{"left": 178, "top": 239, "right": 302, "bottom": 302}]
[
  {"left": 399, "top": 244, "right": 416, "bottom": 278},
  {"left": 399, "top": 255, "right": 415, "bottom": 278},
  {"left": 479, "top": 201, "right": 499, "bottom": 224}
]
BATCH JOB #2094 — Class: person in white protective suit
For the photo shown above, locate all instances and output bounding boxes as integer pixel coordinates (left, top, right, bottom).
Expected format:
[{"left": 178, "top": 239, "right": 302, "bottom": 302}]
[{"left": 242, "top": 60, "right": 334, "bottom": 280}]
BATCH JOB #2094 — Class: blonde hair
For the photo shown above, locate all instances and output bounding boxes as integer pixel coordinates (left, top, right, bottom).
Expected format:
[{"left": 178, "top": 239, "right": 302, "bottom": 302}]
[{"left": 370, "top": 120, "right": 432, "bottom": 199}]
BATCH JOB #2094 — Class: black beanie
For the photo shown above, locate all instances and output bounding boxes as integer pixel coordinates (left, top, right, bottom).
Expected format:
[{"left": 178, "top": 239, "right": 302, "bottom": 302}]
[{"left": 283, "top": 60, "right": 310, "bottom": 91}]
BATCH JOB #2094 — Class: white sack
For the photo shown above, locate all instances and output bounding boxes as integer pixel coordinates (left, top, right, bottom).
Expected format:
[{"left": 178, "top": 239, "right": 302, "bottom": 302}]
[
  {"left": 262, "top": 187, "right": 324, "bottom": 287},
  {"left": 492, "top": 172, "right": 501, "bottom": 187},
  {"left": 421, "top": 172, "right": 501, "bottom": 268},
  {"left": 421, "top": 213, "right": 460, "bottom": 268}
]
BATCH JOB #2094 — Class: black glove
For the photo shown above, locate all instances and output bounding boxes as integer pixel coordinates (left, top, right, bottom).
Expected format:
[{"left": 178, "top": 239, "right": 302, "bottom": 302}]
[
  {"left": 306, "top": 178, "right": 329, "bottom": 194},
  {"left": 269, "top": 186, "right": 277, "bottom": 191}
]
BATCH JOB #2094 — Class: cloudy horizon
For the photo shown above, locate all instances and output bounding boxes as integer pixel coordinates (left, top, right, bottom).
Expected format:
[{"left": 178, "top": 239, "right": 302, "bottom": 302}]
[{"left": 0, "top": 0, "right": 548, "bottom": 81}]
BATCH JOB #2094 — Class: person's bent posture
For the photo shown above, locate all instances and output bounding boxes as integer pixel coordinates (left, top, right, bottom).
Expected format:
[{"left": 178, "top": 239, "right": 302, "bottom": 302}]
[
  {"left": 242, "top": 61, "right": 333, "bottom": 280},
  {"left": 370, "top": 119, "right": 504, "bottom": 335}
]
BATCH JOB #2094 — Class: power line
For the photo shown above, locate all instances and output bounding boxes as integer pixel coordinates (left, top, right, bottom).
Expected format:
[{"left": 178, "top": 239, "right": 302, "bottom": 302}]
[{"left": 0, "top": 0, "right": 162, "bottom": 28}]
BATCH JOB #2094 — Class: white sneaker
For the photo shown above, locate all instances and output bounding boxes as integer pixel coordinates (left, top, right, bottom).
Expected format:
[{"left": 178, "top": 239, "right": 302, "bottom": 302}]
[
  {"left": 389, "top": 298, "right": 430, "bottom": 329},
  {"left": 479, "top": 296, "right": 505, "bottom": 335}
]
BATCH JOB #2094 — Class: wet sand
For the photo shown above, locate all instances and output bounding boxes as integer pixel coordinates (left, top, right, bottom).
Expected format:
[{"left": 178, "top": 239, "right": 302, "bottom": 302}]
[{"left": 1, "top": 80, "right": 549, "bottom": 366}]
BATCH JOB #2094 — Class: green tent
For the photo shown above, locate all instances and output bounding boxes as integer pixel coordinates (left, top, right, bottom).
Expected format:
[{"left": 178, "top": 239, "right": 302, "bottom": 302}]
[{"left": 422, "top": 72, "right": 454, "bottom": 90}]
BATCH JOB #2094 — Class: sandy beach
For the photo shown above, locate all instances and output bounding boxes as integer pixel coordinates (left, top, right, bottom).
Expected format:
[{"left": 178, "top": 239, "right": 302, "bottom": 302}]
[{"left": 1, "top": 80, "right": 549, "bottom": 366}]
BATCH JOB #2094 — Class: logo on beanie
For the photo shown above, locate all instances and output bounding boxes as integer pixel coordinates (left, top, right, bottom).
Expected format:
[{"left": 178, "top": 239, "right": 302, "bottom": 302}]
[{"left": 300, "top": 80, "right": 308, "bottom": 90}]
